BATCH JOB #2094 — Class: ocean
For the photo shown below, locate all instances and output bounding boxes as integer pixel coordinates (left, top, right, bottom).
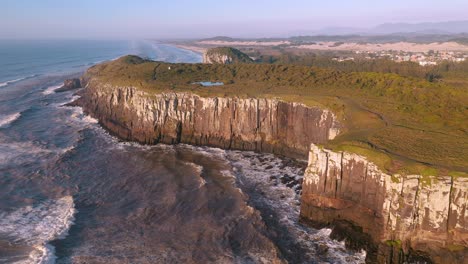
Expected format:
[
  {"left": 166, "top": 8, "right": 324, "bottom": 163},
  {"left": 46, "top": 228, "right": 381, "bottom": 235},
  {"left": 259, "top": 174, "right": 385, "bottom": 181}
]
[{"left": 0, "top": 40, "right": 365, "bottom": 263}]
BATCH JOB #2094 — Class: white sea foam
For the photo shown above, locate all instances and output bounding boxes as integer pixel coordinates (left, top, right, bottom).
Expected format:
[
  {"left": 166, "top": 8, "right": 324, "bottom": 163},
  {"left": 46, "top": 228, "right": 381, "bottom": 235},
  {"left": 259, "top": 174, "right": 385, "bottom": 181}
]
[
  {"left": 0, "top": 78, "right": 26, "bottom": 87},
  {"left": 0, "top": 196, "right": 76, "bottom": 264},
  {"left": 81, "top": 115, "right": 98, "bottom": 124},
  {"left": 21, "top": 244, "right": 56, "bottom": 264},
  {"left": 224, "top": 150, "right": 366, "bottom": 263},
  {"left": 0, "top": 75, "right": 38, "bottom": 88},
  {"left": 0, "top": 140, "right": 52, "bottom": 165},
  {"left": 0, "top": 112, "right": 21, "bottom": 128},
  {"left": 67, "top": 107, "right": 98, "bottom": 125},
  {"left": 42, "top": 84, "right": 62, "bottom": 95},
  {"left": 180, "top": 145, "right": 366, "bottom": 263},
  {"left": 182, "top": 161, "right": 206, "bottom": 188},
  {"left": 59, "top": 145, "right": 76, "bottom": 155},
  {"left": 57, "top": 95, "right": 81, "bottom": 107}
]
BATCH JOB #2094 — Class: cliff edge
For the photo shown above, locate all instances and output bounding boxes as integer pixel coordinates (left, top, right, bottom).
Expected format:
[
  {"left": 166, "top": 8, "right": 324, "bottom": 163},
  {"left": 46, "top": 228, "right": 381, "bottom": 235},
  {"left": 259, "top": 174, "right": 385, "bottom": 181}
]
[{"left": 76, "top": 84, "right": 339, "bottom": 159}]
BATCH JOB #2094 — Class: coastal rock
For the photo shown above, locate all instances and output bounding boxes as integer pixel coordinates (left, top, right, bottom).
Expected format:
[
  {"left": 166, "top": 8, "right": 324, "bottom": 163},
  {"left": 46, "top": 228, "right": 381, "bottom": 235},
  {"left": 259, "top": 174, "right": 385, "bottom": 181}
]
[
  {"left": 300, "top": 144, "right": 468, "bottom": 263},
  {"left": 203, "top": 47, "right": 254, "bottom": 64},
  {"left": 56, "top": 78, "right": 81, "bottom": 92}
]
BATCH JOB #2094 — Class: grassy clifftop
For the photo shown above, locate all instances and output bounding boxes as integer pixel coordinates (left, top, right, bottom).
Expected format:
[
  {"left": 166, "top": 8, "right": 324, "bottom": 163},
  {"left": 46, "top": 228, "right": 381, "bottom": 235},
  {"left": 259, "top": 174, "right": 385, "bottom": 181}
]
[{"left": 85, "top": 55, "right": 468, "bottom": 175}]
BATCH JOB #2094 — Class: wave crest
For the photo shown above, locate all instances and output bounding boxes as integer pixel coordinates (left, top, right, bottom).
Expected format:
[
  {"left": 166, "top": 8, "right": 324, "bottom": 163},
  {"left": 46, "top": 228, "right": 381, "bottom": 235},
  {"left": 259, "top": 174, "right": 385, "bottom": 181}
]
[
  {"left": 0, "top": 112, "right": 21, "bottom": 128},
  {"left": 0, "top": 75, "right": 38, "bottom": 88},
  {"left": 42, "top": 85, "right": 63, "bottom": 95}
]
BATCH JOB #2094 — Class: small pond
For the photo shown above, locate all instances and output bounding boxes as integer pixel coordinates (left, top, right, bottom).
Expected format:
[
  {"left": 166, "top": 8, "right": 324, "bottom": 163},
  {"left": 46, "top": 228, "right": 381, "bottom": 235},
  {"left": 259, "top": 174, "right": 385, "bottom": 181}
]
[{"left": 193, "top": 81, "right": 224, "bottom": 87}]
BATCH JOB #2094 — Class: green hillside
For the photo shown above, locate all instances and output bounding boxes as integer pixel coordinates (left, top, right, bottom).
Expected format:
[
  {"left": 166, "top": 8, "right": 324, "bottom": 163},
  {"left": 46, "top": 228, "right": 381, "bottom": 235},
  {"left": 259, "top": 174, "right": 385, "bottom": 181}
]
[{"left": 205, "top": 47, "right": 254, "bottom": 64}]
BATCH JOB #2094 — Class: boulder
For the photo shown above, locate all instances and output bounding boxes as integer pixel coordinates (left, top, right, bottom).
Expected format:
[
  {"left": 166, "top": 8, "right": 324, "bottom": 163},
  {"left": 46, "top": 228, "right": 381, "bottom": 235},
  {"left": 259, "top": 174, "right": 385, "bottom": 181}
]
[{"left": 56, "top": 78, "right": 81, "bottom": 92}]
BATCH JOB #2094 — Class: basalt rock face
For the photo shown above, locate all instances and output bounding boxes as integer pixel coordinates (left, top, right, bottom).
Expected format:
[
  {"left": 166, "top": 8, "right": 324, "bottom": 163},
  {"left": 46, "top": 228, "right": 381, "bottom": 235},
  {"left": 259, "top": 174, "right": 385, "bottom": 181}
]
[
  {"left": 301, "top": 144, "right": 468, "bottom": 263},
  {"left": 76, "top": 80, "right": 340, "bottom": 160}
]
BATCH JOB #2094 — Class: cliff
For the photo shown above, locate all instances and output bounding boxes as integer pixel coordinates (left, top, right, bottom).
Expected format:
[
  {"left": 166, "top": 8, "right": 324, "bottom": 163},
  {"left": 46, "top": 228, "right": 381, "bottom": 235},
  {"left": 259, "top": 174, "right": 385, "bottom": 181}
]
[
  {"left": 301, "top": 144, "right": 468, "bottom": 263},
  {"left": 76, "top": 81, "right": 339, "bottom": 159},
  {"left": 75, "top": 56, "right": 468, "bottom": 263},
  {"left": 203, "top": 47, "right": 254, "bottom": 64}
]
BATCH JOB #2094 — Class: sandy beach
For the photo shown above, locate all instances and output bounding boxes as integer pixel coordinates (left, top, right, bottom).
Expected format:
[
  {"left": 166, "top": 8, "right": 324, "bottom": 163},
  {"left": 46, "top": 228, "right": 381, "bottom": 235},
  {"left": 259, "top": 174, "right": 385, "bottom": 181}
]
[
  {"left": 197, "top": 40, "right": 291, "bottom": 46},
  {"left": 174, "top": 44, "right": 207, "bottom": 54}
]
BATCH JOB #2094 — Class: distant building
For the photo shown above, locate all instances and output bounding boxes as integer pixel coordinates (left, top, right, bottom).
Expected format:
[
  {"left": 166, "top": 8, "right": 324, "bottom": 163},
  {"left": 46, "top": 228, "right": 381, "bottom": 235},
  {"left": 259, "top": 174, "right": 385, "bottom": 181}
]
[{"left": 419, "top": 61, "right": 437, "bottom": 66}]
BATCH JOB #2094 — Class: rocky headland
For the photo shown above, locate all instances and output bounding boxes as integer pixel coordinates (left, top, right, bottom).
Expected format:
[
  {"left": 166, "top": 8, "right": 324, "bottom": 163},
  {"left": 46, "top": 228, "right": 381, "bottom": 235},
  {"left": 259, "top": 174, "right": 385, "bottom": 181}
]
[
  {"left": 73, "top": 55, "right": 467, "bottom": 263},
  {"left": 203, "top": 47, "right": 254, "bottom": 64}
]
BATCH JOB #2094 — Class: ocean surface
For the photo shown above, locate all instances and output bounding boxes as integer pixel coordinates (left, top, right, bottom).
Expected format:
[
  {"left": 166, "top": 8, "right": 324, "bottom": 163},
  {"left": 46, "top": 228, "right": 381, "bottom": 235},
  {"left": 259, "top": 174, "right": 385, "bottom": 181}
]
[{"left": 0, "top": 40, "right": 365, "bottom": 263}]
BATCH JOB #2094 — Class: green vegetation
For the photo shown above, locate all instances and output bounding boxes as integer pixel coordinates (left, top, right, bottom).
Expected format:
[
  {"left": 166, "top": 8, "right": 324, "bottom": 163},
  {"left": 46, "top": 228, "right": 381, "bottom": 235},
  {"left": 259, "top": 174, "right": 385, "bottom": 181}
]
[
  {"left": 205, "top": 47, "right": 254, "bottom": 64},
  {"left": 86, "top": 55, "right": 468, "bottom": 175},
  {"left": 252, "top": 51, "right": 468, "bottom": 82},
  {"left": 385, "top": 240, "right": 402, "bottom": 248}
]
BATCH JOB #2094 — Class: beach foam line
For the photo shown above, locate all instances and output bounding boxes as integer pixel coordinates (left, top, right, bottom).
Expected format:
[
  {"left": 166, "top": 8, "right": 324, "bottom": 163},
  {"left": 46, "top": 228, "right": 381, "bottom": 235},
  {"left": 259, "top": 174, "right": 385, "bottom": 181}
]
[
  {"left": 0, "top": 112, "right": 21, "bottom": 128},
  {"left": 0, "top": 75, "right": 38, "bottom": 88}
]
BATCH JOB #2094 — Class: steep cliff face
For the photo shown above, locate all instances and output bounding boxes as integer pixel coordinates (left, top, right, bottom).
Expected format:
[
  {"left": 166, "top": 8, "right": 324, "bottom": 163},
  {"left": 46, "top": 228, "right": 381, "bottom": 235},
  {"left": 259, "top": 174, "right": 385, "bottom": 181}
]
[
  {"left": 76, "top": 80, "right": 340, "bottom": 159},
  {"left": 203, "top": 47, "right": 254, "bottom": 64},
  {"left": 301, "top": 144, "right": 468, "bottom": 263}
]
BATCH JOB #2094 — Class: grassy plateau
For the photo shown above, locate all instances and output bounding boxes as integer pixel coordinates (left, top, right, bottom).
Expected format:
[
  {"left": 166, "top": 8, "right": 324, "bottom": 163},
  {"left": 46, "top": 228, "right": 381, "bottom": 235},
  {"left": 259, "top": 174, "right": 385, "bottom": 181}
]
[{"left": 85, "top": 55, "right": 468, "bottom": 176}]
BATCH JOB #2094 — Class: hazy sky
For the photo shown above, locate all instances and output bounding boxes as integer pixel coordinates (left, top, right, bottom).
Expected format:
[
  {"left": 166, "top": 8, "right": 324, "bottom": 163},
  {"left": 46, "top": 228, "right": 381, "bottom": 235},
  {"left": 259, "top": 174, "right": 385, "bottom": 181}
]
[{"left": 1, "top": 0, "right": 467, "bottom": 39}]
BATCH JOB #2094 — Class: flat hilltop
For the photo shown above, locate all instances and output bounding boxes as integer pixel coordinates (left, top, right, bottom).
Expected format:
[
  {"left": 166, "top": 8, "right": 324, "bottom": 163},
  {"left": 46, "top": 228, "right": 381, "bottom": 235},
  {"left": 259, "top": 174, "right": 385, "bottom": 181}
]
[{"left": 85, "top": 55, "right": 468, "bottom": 176}]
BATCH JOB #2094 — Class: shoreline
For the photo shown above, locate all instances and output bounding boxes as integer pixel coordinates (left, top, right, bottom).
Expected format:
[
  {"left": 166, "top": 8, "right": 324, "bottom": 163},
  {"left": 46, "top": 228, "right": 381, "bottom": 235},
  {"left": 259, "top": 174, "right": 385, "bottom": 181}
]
[{"left": 172, "top": 44, "right": 207, "bottom": 55}]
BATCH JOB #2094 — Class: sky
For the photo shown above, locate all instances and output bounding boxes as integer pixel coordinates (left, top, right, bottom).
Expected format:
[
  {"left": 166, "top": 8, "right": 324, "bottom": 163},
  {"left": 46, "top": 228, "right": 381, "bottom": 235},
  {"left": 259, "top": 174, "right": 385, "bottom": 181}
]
[{"left": 1, "top": 0, "right": 468, "bottom": 39}]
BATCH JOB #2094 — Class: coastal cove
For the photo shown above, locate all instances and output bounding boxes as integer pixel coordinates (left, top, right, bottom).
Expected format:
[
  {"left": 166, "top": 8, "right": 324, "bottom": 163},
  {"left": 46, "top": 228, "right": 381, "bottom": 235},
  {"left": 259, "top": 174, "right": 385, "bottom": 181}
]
[
  {"left": 3, "top": 1, "right": 468, "bottom": 263},
  {"left": 72, "top": 54, "right": 467, "bottom": 263}
]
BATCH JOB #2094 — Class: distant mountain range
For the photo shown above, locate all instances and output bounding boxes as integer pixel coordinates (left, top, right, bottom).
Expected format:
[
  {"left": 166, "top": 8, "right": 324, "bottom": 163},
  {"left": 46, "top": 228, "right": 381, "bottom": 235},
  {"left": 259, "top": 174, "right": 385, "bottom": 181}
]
[
  {"left": 202, "top": 33, "right": 468, "bottom": 45},
  {"left": 200, "top": 21, "right": 468, "bottom": 44},
  {"left": 314, "top": 21, "right": 468, "bottom": 35}
]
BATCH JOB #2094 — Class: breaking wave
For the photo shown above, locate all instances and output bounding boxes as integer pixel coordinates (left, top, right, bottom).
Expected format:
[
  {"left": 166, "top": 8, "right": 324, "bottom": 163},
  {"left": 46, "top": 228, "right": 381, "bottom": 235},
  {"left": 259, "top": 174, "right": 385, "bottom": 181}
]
[
  {"left": 0, "top": 112, "right": 21, "bottom": 128},
  {"left": 42, "top": 84, "right": 63, "bottom": 95},
  {"left": 0, "top": 75, "right": 38, "bottom": 88},
  {"left": 0, "top": 196, "right": 76, "bottom": 264},
  {"left": 0, "top": 140, "right": 50, "bottom": 166}
]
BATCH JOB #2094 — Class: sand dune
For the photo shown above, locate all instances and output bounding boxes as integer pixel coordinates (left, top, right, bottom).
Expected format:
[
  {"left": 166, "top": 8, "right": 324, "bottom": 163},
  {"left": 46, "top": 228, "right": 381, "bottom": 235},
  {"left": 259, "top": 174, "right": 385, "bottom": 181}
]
[{"left": 294, "top": 41, "right": 468, "bottom": 52}]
